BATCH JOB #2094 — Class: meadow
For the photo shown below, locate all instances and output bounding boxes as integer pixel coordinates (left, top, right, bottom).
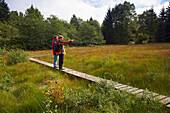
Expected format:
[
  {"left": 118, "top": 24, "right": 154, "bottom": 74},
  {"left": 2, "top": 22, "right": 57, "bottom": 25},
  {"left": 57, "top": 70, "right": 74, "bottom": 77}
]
[
  {"left": 36, "top": 43, "right": 170, "bottom": 96},
  {"left": 0, "top": 43, "right": 169, "bottom": 112}
]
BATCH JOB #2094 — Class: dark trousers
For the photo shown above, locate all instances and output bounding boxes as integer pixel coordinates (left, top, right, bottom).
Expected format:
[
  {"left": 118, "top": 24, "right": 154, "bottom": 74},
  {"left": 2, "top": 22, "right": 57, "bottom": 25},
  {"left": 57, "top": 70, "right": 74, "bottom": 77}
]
[{"left": 59, "top": 54, "right": 64, "bottom": 69}]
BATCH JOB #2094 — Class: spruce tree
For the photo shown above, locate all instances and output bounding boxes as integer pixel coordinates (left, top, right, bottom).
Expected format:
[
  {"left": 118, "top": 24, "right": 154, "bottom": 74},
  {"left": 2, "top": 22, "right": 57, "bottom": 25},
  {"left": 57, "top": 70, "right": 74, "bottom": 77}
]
[
  {"left": 102, "top": 8, "right": 113, "bottom": 44},
  {"left": 165, "top": 3, "right": 170, "bottom": 42},
  {"left": 0, "top": 0, "right": 10, "bottom": 22},
  {"left": 156, "top": 7, "right": 166, "bottom": 42},
  {"left": 138, "top": 8, "right": 157, "bottom": 42}
]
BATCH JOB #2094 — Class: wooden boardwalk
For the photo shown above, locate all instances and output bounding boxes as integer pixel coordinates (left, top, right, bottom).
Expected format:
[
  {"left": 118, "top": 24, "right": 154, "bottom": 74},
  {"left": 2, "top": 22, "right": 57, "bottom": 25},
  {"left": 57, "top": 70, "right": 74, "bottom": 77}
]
[{"left": 29, "top": 57, "right": 170, "bottom": 108}]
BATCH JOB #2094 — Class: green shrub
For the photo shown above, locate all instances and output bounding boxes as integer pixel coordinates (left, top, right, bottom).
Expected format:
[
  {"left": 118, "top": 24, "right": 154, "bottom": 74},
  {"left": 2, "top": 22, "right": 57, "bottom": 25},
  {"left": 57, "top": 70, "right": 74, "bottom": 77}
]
[
  {"left": 45, "top": 81, "right": 168, "bottom": 112},
  {"left": 0, "top": 72, "right": 13, "bottom": 91},
  {"left": 0, "top": 48, "right": 7, "bottom": 56},
  {"left": 6, "top": 49, "right": 28, "bottom": 65},
  {"left": 0, "top": 48, "right": 6, "bottom": 67},
  {"left": 135, "top": 33, "right": 149, "bottom": 44}
]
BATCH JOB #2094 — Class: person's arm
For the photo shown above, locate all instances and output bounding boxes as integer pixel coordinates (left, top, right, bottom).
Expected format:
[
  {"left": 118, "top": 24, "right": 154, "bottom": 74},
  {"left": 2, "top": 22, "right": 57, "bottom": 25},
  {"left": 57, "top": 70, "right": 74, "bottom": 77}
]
[{"left": 60, "top": 40, "right": 73, "bottom": 45}]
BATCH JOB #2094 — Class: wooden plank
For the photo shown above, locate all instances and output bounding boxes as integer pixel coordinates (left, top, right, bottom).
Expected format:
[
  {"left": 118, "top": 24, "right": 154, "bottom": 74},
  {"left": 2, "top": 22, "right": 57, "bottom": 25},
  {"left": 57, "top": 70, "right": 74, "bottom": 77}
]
[
  {"left": 151, "top": 93, "right": 159, "bottom": 97},
  {"left": 116, "top": 85, "right": 128, "bottom": 89},
  {"left": 126, "top": 88, "right": 138, "bottom": 92},
  {"left": 114, "top": 84, "right": 121, "bottom": 87},
  {"left": 132, "top": 89, "right": 145, "bottom": 94},
  {"left": 160, "top": 97, "right": 170, "bottom": 105},
  {"left": 114, "top": 84, "right": 126, "bottom": 89},
  {"left": 114, "top": 83, "right": 124, "bottom": 88},
  {"left": 154, "top": 95, "right": 167, "bottom": 101},
  {"left": 166, "top": 104, "right": 170, "bottom": 108},
  {"left": 115, "top": 83, "right": 123, "bottom": 87},
  {"left": 137, "top": 92, "right": 160, "bottom": 98},
  {"left": 120, "top": 86, "right": 133, "bottom": 91}
]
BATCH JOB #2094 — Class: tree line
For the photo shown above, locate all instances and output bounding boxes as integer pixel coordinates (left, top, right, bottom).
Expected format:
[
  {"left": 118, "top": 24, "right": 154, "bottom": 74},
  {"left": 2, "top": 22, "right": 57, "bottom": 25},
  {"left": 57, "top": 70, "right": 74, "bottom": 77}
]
[
  {"left": 0, "top": 0, "right": 169, "bottom": 50},
  {"left": 102, "top": 1, "right": 170, "bottom": 44}
]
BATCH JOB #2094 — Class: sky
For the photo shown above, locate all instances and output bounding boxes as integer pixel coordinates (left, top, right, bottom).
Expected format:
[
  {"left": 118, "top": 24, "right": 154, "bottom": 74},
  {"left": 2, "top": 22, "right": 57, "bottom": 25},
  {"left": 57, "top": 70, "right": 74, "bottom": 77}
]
[{"left": 5, "top": 0, "right": 170, "bottom": 24}]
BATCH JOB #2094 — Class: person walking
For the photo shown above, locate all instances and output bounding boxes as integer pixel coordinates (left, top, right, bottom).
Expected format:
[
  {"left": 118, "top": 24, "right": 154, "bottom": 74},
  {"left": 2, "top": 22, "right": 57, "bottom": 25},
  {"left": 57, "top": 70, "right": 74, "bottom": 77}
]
[
  {"left": 52, "top": 35, "right": 59, "bottom": 68},
  {"left": 57, "top": 35, "right": 73, "bottom": 70}
]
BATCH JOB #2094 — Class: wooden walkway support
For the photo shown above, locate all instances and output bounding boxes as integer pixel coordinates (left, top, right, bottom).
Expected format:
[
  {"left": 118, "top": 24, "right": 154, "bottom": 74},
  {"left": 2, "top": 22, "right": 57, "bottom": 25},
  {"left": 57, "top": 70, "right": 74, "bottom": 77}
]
[{"left": 29, "top": 57, "right": 170, "bottom": 108}]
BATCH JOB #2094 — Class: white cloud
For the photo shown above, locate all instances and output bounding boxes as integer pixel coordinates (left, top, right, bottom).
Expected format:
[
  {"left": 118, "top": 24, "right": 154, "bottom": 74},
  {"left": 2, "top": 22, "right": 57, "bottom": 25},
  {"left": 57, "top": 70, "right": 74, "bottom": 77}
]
[
  {"left": 35, "top": 0, "right": 109, "bottom": 23},
  {"left": 135, "top": 1, "right": 169, "bottom": 15},
  {"left": 128, "top": 0, "right": 162, "bottom": 7},
  {"left": 5, "top": 0, "right": 170, "bottom": 25}
]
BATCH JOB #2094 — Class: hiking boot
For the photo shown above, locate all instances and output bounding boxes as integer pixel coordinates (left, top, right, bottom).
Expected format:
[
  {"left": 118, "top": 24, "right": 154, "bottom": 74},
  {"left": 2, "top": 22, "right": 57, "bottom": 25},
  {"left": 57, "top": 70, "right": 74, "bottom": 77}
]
[
  {"left": 59, "top": 68, "right": 64, "bottom": 71},
  {"left": 54, "top": 66, "right": 59, "bottom": 69}
]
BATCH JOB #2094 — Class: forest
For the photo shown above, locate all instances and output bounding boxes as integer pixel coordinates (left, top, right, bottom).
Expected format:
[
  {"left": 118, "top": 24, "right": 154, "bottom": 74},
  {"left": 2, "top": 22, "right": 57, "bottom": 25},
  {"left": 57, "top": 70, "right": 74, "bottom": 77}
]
[{"left": 0, "top": 0, "right": 170, "bottom": 50}]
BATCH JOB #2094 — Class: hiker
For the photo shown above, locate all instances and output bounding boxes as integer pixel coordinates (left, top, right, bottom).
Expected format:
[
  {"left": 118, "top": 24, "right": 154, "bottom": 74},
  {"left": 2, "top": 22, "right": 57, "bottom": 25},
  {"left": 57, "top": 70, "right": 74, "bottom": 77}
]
[
  {"left": 52, "top": 35, "right": 59, "bottom": 68},
  {"left": 58, "top": 35, "right": 73, "bottom": 70},
  {"left": 55, "top": 35, "right": 73, "bottom": 70}
]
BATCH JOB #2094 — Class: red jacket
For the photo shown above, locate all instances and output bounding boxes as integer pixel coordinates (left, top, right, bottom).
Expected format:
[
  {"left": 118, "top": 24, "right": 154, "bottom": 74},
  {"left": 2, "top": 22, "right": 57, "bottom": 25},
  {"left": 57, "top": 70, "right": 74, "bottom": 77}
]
[{"left": 52, "top": 39, "right": 71, "bottom": 55}]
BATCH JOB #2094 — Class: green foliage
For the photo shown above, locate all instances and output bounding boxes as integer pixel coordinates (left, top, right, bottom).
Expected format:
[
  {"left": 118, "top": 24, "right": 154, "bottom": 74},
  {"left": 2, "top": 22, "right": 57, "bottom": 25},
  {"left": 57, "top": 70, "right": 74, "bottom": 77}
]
[
  {"left": 102, "top": 1, "right": 136, "bottom": 44},
  {"left": 0, "top": 0, "right": 10, "bottom": 22},
  {"left": 12, "top": 83, "right": 45, "bottom": 112},
  {"left": 78, "top": 22, "right": 104, "bottom": 46},
  {"left": 0, "top": 71, "right": 13, "bottom": 91},
  {"left": 46, "top": 81, "right": 168, "bottom": 112},
  {"left": 0, "top": 48, "right": 6, "bottom": 67},
  {"left": 102, "top": 8, "right": 113, "bottom": 44},
  {"left": 0, "top": 62, "right": 57, "bottom": 113},
  {"left": 165, "top": 4, "right": 170, "bottom": 42},
  {"left": 6, "top": 49, "right": 28, "bottom": 65},
  {"left": 70, "top": 14, "right": 83, "bottom": 30},
  {"left": 135, "top": 33, "right": 149, "bottom": 44},
  {"left": 155, "top": 20, "right": 166, "bottom": 43},
  {"left": 44, "top": 81, "right": 65, "bottom": 113},
  {"left": 138, "top": 8, "right": 157, "bottom": 42},
  {"left": 0, "top": 21, "right": 22, "bottom": 50}
]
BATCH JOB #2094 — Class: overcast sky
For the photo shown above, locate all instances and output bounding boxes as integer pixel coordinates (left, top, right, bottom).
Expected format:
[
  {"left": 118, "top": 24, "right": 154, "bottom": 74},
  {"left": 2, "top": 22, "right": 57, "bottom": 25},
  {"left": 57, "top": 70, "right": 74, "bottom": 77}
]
[{"left": 5, "top": 0, "right": 170, "bottom": 24}]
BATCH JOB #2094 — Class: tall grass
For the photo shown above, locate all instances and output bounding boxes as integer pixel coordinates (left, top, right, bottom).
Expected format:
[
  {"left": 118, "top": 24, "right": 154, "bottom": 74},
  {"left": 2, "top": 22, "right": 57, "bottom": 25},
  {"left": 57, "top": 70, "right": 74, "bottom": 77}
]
[
  {"left": 0, "top": 61, "right": 89, "bottom": 112},
  {"left": 37, "top": 43, "right": 170, "bottom": 96}
]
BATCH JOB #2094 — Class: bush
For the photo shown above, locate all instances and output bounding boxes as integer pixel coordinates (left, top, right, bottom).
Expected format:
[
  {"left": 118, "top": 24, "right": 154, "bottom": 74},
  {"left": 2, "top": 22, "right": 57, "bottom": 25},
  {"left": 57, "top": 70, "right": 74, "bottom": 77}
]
[
  {"left": 0, "top": 48, "right": 7, "bottom": 56},
  {"left": 0, "top": 48, "right": 7, "bottom": 67},
  {"left": 135, "top": 33, "right": 149, "bottom": 44},
  {"left": 6, "top": 49, "right": 28, "bottom": 65},
  {"left": 0, "top": 72, "right": 13, "bottom": 91},
  {"left": 44, "top": 81, "right": 168, "bottom": 112}
]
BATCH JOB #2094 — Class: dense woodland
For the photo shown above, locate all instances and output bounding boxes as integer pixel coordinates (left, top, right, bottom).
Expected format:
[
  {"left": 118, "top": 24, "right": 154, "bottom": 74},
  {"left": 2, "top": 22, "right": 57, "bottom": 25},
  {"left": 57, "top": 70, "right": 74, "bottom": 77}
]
[{"left": 0, "top": 0, "right": 170, "bottom": 50}]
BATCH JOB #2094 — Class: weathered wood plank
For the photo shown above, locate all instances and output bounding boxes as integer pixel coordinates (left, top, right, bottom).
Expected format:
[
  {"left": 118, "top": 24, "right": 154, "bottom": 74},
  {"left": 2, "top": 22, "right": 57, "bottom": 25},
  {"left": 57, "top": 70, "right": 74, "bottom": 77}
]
[
  {"left": 114, "top": 84, "right": 125, "bottom": 89},
  {"left": 126, "top": 88, "right": 139, "bottom": 92},
  {"left": 120, "top": 86, "right": 133, "bottom": 91},
  {"left": 166, "top": 104, "right": 170, "bottom": 108},
  {"left": 160, "top": 97, "right": 170, "bottom": 105},
  {"left": 116, "top": 85, "right": 128, "bottom": 89},
  {"left": 150, "top": 93, "right": 159, "bottom": 97},
  {"left": 154, "top": 95, "right": 167, "bottom": 101},
  {"left": 132, "top": 89, "right": 145, "bottom": 94}
]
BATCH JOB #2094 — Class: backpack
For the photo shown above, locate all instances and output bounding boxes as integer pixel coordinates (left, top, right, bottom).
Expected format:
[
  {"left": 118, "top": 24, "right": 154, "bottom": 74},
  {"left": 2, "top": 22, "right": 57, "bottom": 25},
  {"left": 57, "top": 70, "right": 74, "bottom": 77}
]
[{"left": 54, "top": 41, "right": 62, "bottom": 52}]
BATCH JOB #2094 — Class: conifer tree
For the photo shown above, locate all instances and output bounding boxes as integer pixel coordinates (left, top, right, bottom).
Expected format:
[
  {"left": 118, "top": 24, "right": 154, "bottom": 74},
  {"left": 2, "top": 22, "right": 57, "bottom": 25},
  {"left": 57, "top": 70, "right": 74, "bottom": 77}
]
[
  {"left": 165, "top": 3, "right": 170, "bottom": 42},
  {"left": 156, "top": 7, "right": 166, "bottom": 42},
  {"left": 102, "top": 8, "right": 113, "bottom": 44},
  {"left": 0, "top": 0, "right": 9, "bottom": 22}
]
